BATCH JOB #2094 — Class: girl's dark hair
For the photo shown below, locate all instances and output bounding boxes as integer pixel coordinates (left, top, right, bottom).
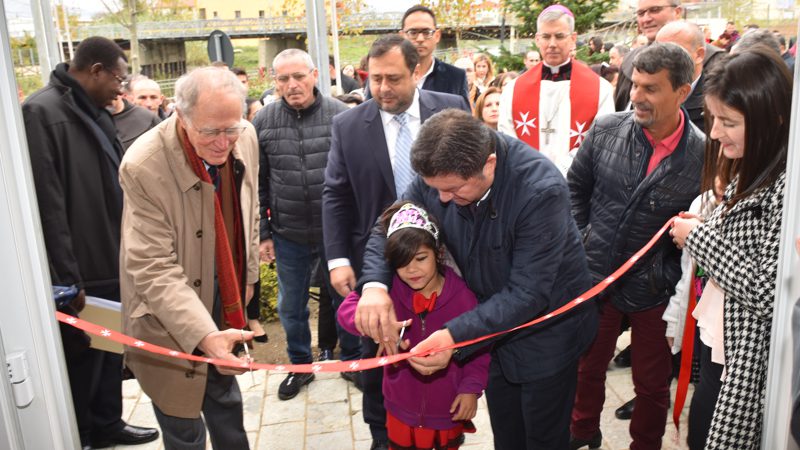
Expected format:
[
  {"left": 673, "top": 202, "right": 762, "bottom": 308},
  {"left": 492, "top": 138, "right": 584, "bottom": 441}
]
[
  {"left": 379, "top": 202, "right": 444, "bottom": 271},
  {"left": 701, "top": 46, "right": 792, "bottom": 209}
]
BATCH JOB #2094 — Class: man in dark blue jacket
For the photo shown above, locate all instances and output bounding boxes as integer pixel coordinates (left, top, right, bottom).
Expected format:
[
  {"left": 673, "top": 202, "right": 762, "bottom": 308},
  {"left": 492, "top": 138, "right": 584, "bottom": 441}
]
[{"left": 356, "top": 109, "right": 598, "bottom": 449}]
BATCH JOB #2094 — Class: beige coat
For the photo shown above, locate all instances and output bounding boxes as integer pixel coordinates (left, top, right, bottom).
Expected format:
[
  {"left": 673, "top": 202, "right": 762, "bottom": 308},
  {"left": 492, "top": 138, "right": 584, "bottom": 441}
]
[{"left": 119, "top": 115, "right": 260, "bottom": 418}]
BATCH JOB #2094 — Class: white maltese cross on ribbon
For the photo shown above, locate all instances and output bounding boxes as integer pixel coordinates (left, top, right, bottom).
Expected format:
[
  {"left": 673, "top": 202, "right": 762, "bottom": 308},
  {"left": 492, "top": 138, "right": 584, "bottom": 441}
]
[{"left": 569, "top": 121, "right": 588, "bottom": 150}]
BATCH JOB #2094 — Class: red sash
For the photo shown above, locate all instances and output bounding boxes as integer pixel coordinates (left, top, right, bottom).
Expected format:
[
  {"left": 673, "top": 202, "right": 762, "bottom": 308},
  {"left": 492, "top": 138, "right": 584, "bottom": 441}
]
[{"left": 511, "top": 60, "right": 601, "bottom": 151}]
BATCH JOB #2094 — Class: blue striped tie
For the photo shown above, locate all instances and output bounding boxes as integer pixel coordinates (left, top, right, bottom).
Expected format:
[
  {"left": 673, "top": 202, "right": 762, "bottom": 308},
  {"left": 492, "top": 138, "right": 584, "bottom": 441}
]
[{"left": 393, "top": 112, "right": 414, "bottom": 197}]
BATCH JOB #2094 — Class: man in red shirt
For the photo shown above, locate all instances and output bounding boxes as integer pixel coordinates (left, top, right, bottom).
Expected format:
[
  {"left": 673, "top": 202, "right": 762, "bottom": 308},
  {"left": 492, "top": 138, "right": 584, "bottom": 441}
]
[{"left": 566, "top": 43, "right": 705, "bottom": 450}]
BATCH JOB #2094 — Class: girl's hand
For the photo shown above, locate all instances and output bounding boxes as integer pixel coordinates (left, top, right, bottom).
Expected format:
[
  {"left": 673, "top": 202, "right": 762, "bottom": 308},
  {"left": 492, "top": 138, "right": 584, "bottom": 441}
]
[
  {"left": 671, "top": 216, "right": 703, "bottom": 249},
  {"left": 450, "top": 393, "right": 478, "bottom": 421}
]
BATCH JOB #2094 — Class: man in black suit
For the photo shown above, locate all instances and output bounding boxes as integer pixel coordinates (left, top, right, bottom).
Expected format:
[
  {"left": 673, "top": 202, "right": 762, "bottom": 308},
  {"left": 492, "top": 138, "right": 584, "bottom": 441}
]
[
  {"left": 400, "top": 5, "right": 470, "bottom": 104},
  {"left": 657, "top": 21, "right": 723, "bottom": 132},
  {"left": 323, "top": 35, "right": 469, "bottom": 450}
]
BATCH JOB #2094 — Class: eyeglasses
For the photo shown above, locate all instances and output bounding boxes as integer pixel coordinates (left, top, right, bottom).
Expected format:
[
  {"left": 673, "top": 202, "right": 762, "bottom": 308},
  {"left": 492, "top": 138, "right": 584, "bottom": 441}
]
[
  {"left": 275, "top": 69, "right": 313, "bottom": 84},
  {"left": 535, "top": 33, "right": 571, "bottom": 42},
  {"left": 187, "top": 120, "right": 246, "bottom": 139},
  {"left": 635, "top": 4, "right": 676, "bottom": 17},
  {"left": 402, "top": 28, "right": 437, "bottom": 40},
  {"left": 103, "top": 67, "right": 129, "bottom": 88}
]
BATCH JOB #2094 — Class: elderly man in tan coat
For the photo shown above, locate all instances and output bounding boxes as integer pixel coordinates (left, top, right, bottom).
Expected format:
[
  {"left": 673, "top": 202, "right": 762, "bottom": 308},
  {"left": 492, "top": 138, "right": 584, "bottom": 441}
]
[{"left": 119, "top": 66, "right": 259, "bottom": 450}]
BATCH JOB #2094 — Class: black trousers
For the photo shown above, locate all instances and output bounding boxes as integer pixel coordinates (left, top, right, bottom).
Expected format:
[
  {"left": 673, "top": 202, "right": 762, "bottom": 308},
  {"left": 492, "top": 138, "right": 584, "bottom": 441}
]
[
  {"left": 153, "top": 365, "right": 248, "bottom": 450},
  {"left": 687, "top": 342, "right": 723, "bottom": 450},
  {"left": 485, "top": 357, "right": 579, "bottom": 450},
  {"left": 60, "top": 309, "right": 124, "bottom": 446},
  {"left": 361, "top": 338, "right": 388, "bottom": 441}
]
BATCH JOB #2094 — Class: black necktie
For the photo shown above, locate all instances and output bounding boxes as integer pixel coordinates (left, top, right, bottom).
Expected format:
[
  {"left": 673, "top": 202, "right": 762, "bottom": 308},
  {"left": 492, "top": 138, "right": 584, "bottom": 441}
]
[{"left": 207, "top": 165, "right": 220, "bottom": 191}]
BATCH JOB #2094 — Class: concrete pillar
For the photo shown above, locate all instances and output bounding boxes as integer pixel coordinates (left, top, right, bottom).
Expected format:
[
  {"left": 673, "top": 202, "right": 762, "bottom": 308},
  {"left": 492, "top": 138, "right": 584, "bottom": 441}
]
[
  {"left": 139, "top": 41, "right": 187, "bottom": 79},
  {"left": 258, "top": 36, "right": 306, "bottom": 71}
]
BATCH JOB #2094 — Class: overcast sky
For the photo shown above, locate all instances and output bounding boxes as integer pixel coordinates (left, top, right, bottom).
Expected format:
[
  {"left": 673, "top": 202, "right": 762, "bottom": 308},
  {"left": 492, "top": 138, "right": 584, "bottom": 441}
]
[{"left": 5, "top": 0, "right": 418, "bottom": 20}]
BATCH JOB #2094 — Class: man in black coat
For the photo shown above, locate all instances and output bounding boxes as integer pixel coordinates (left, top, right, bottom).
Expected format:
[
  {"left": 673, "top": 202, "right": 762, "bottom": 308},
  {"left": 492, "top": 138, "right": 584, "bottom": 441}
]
[
  {"left": 657, "top": 21, "right": 724, "bottom": 132},
  {"left": 252, "top": 48, "right": 359, "bottom": 401},
  {"left": 356, "top": 109, "right": 597, "bottom": 449},
  {"left": 22, "top": 36, "right": 158, "bottom": 449},
  {"left": 399, "top": 5, "right": 470, "bottom": 104},
  {"left": 567, "top": 43, "right": 704, "bottom": 450},
  {"left": 323, "top": 36, "right": 469, "bottom": 450}
]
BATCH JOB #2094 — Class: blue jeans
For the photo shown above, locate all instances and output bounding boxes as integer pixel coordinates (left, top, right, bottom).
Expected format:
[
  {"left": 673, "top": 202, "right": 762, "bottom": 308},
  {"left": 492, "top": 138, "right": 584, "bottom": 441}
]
[{"left": 272, "top": 234, "right": 360, "bottom": 364}]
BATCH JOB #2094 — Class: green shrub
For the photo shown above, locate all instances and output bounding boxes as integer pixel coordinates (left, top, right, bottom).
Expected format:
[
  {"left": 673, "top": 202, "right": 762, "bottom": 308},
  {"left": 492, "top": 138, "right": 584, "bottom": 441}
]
[{"left": 258, "top": 262, "right": 279, "bottom": 322}]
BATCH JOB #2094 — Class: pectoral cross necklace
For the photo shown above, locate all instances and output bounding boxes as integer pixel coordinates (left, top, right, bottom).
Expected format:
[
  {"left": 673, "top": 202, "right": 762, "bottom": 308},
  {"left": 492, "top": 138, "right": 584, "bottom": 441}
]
[{"left": 541, "top": 83, "right": 569, "bottom": 146}]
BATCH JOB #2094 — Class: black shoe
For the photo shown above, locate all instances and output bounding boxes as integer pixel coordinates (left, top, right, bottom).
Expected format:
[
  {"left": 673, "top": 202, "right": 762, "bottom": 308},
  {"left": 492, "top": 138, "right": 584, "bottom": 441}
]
[
  {"left": 613, "top": 345, "right": 631, "bottom": 368},
  {"left": 278, "top": 372, "right": 314, "bottom": 400},
  {"left": 91, "top": 424, "right": 159, "bottom": 447},
  {"left": 318, "top": 349, "right": 335, "bottom": 361},
  {"left": 370, "top": 439, "right": 389, "bottom": 450},
  {"left": 569, "top": 431, "right": 602, "bottom": 449},
  {"left": 253, "top": 333, "right": 269, "bottom": 343},
  {"left": 615, "top": 397, "right": 635, "bottom": 420},
  {"left": 341, "top": 371, "right": 363, "bottom": 391}
]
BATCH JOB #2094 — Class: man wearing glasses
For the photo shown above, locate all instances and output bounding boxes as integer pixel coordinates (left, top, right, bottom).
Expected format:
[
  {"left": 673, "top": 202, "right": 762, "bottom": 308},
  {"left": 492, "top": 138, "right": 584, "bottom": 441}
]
[
  {"left": 22, "top": 36, "right": 159, "bottom": 449},
  {"left": 498, "top": 5, "right": 614, "bottom": 177},
  {"left": 613, "top": 0, "right": 683, "bottom": 111},
  {"left": 120, "top": 67, "right": 259, "bottom": 449},
  {"left": 251, "top": 49, "right": 359, "bottom": 401},
  {"left": 398, "top": 5, "right": 470, "bottom": 104}
]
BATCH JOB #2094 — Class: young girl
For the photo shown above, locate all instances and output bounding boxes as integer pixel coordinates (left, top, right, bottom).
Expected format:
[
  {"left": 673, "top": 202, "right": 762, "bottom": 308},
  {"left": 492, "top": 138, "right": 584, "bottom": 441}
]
[{"left": 338, "top": 202, "right": 490, "bottom": 450}]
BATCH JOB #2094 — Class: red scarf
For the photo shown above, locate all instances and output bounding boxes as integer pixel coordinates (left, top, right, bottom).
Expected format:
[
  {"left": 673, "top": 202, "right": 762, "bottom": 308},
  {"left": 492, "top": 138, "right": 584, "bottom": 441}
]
[
  {"left": 511, "top": 60, "right": 601, "bottom": 151},
  {"left": 179, "top": 127, "right": 246, "bottom": 329}
]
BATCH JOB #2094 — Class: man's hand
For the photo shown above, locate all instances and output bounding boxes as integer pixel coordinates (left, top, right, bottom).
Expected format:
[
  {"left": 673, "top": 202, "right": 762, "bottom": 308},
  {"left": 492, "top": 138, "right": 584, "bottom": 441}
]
[
  {"left": 72, "top": 289, "right": 86, "bottom": 313},
  {"left": 259, "top": 239, "right": 275, "bottom": 263},
  {"left": 330, "top": 266, "right": 356, "bottom": 297},
  {"left": 408, "top": 328, "right": 455, "bottom": 376},
  {"left": 450, "top": 393, "right": 478, "bottom": 421},
  {"left": 197, "top": 329, "right": 255, "bottom": 376},
  {"left": 355, "top": 287, "right": 398, "bottom": 354},
  {"left": 666, "top": 337, "right": 674, "bottom": 349}
]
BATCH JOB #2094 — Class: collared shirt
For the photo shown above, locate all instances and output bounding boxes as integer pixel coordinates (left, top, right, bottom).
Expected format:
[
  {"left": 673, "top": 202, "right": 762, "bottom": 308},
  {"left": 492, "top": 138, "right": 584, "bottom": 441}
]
[
  {"left": 328, "top": 89, "right": 423, "bottom": 273},
  {"left": 643, "top": 111, "right": 685, "bottom": 176},
  {"left": 542, "top": 58, "right": 572, "bottom": 81},
  {"left": 379, "top": 89, "right": 422, "bottom": 168},
  {"left": 417, "top": 59, "right": 436, "bottom": 88}
]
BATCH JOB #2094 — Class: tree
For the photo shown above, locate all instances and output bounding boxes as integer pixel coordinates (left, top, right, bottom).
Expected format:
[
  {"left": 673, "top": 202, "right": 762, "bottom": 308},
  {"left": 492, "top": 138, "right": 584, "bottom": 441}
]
[
  {"left": 419, "top": 0, "right": 480, "bottom": 46},
  {"left": 505, "top": 0, "right": 617, "bottom": 35}
]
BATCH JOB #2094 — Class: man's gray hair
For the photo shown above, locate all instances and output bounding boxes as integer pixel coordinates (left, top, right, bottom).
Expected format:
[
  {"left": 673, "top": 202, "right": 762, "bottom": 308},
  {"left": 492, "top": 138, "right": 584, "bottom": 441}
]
[
  {"left": 632, "top": 42, "right": 694, "bottom": 90},
  {"left": 537, "top": 9, "right": 574, "bottom": 34},
  {"left": 612, "top": 44, "right": 630, "bottom": 58},
  {"left": 272, "top": 48, "right": 315, "bottom": 70},
  {"left": 731, "top": 29, "right": 781, "bottom": 55},
  {"left": 174, "top": 66, "right": 247, "bottom": 119}
]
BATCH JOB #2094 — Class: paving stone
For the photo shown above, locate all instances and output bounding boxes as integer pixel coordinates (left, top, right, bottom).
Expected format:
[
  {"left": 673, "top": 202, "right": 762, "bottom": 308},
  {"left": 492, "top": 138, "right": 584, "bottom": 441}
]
[
  {"left": 257, "top": 422, "right": 305, "bottom": 450},
  {"left": 308, "top": 377, "right": 349, "bottom": 404},
  {"left": 350, "top": 410, "right": 371, "bottom": 442},
  {"left": 353, "top": 439, "right": 372, "bottom": 450},
  {"left": 242, "top": 390, "right": 264, "bottom": 432},
  {"left": 122, "top": 379, "right": 142, "bottom": 399},
  {"left": 237, "top": 369, "right": 267, "bottom": 392},
  {"left": 306, "top": 430, "right": 354, "bottom": 450},
  {"left": 262, "top": 394, "right": 307, "bottom": 425},
  {"left": 127, "top": 401, "right": 160, "bottom": 430},
  {"left": 307, "top": 399, "right": 350, "bottom": 434}
]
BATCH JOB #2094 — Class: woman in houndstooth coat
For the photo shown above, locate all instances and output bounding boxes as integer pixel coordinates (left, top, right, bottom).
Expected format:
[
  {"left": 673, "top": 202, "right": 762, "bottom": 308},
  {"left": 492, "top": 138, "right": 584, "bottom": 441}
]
[{"left": 671, "top": 47, "right": 793, "bottom": 449}]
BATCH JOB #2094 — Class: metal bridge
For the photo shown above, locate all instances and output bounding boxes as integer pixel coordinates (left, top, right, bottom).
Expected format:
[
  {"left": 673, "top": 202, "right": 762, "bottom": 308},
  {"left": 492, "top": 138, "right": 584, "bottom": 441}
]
[{"left": 72, "top": 12, "right": 521, "bottom": 42}]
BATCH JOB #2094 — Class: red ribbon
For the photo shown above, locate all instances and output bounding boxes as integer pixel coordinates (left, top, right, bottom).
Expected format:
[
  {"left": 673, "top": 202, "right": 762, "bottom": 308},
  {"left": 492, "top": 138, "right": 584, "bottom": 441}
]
[
  {"left": 673, "top": 270, "right": 698, "bottom": 432},
  {"left": 57, "top": 218, "right": 677, "bottom": 374}
]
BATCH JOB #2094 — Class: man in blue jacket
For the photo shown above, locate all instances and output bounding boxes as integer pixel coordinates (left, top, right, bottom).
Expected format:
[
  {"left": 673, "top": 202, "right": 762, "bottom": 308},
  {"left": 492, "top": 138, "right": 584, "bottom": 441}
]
[{"left": 356, "top": 109, "right": 598, "bottom": 449}]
